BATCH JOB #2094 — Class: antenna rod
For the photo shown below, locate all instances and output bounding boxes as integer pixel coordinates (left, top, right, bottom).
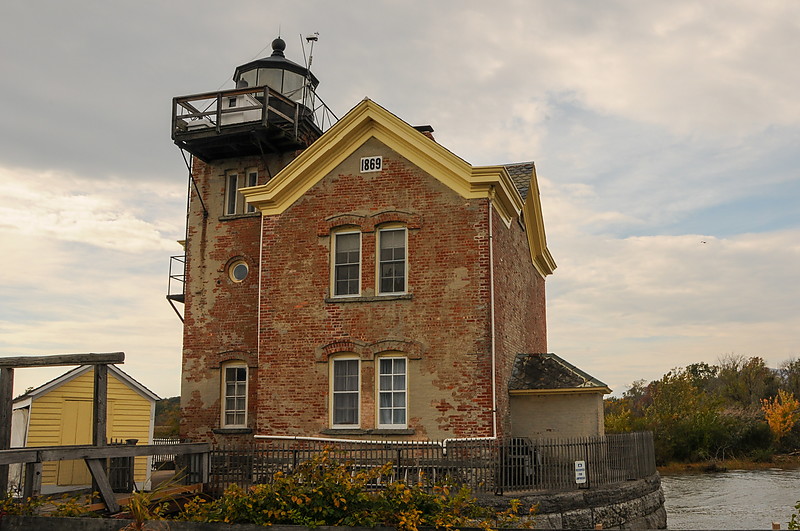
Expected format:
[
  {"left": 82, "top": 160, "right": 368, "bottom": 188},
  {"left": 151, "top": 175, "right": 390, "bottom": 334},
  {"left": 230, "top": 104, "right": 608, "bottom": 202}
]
[{"left": 305, "top": 32, "right": 319, "bottom": 70}]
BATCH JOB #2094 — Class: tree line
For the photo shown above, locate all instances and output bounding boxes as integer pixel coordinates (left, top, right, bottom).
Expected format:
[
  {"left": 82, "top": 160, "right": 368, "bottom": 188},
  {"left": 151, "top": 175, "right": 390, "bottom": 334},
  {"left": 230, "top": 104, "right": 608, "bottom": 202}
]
[{"left": 605, "top": 355, "right": 800, "bottom": 464}]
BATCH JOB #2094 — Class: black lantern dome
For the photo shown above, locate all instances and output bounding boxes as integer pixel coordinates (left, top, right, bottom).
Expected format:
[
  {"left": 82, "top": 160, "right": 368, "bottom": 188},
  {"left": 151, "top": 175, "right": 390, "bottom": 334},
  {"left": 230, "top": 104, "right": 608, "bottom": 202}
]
[{"left": 233, "top": 38, "right": 319, "bottom": 105}]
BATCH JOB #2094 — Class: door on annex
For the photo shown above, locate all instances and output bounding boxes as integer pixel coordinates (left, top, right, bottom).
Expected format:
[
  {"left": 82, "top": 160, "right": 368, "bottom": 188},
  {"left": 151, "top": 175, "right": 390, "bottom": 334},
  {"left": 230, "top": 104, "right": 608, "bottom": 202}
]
[{"left": 57, "top": 399, "right": 93, "bottom": 485}]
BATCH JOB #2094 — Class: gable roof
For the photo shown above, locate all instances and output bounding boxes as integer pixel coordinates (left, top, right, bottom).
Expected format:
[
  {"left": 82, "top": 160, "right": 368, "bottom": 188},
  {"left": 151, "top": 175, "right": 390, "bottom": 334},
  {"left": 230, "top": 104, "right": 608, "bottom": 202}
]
[
  {"left": 13, "top": 364, "right": 160, "bottom": 408},
  {"left": 509, "top": 353, "right": 611, "bottom": 395},
  {"left": 243, "top": 98, "right": 556, "bottom": 276}
]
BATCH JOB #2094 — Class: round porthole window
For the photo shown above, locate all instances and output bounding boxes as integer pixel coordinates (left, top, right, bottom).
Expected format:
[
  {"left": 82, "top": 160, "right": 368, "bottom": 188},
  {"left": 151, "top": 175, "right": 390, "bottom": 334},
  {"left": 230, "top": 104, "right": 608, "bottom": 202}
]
[{"left": 229, "top": 260, "right": 249, "bottom": 282}]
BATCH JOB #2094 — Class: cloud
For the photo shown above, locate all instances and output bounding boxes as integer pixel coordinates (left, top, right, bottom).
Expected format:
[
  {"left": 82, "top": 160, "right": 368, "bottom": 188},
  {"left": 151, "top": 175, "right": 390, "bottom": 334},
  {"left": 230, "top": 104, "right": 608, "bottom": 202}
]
[
  {"left": 1, "top": 0, "right": 798, "bottom": 402},
  {"left": 0, "top": 166, "right": 185, "bottom": 397},
  {"left": 0, "top": 166, "right": 184, "bottom": 253},
  {"left": 547, "top": 225, "right": 800, "bottom": 394}
]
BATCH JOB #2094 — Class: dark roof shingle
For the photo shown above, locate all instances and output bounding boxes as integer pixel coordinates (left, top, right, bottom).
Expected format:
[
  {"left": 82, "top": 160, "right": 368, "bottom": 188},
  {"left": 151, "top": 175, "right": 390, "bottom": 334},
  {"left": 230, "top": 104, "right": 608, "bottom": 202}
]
[
  {"left": 509, "top": 353, "right": 609, "bottom": 392},
  {"left": 504, "top": 162, "right": 535, "bottom": 200}
]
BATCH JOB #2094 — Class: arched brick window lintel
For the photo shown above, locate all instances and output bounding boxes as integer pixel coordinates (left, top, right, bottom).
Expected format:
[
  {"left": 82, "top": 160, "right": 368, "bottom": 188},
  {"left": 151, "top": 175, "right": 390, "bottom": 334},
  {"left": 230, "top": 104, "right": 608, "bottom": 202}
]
[
  {"left": 316, "top": 339, "right": 370, "bottom": 362},
  {"left": 215, "top": 350, "right": 257, "bottom": 368},
  {"left": 318, "top": 214, "right": 368, "bottom": 236},
  {"left": 368, "top": 339, "right": 425, "bottom": 360},
  {"left": 370, "top": 210, "right": 423, "bottom": 230}
]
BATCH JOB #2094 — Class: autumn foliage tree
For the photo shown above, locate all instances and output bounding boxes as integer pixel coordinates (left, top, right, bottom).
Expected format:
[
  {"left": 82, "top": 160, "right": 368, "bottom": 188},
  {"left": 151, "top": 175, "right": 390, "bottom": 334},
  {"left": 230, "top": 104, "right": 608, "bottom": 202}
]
[
  {"left": 761, "top": 389, "right": 800, "bottom": 443},
  {"left": 604, "top": 356, "right": 794, "bottom": 463}
]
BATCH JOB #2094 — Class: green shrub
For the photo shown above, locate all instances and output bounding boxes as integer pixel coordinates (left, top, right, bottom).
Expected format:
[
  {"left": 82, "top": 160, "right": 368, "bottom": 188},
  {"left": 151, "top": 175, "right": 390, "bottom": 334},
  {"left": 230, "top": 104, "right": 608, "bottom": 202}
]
[
  {"left": 0, "top": 492, "right": 97, "bottom": 518},
  {"left": 178, "top": 449, "right": 534, "bottom": 530},
  {"left": 789, "top": 500, "right": 800, "bottom": 530}
]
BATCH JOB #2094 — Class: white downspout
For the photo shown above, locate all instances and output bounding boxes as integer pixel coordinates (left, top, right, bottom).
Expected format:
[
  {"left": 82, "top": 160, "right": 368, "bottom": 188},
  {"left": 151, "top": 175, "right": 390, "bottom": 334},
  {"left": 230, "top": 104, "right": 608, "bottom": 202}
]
[
  {"left": 489, "top": 197, "right": 498, "bottom": 439},
  {"left": 256, "top": 214, "right": 264, "bottom": 431}
]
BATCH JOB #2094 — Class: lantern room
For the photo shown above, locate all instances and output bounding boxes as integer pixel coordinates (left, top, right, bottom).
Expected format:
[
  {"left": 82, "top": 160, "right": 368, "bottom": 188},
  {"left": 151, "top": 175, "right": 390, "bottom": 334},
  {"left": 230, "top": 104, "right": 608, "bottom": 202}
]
[
  {"left": 171, "top": 37, "right": 336, "bottom": 162},
  {"left": 233, "top": 37, "right": 319, "bottom": 109}
]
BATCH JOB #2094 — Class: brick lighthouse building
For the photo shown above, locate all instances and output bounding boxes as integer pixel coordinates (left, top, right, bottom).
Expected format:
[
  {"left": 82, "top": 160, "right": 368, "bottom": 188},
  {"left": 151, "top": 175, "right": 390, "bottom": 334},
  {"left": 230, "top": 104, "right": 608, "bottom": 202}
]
[{"left": 169, "top": 38, "right": 607, "bottom": 446}]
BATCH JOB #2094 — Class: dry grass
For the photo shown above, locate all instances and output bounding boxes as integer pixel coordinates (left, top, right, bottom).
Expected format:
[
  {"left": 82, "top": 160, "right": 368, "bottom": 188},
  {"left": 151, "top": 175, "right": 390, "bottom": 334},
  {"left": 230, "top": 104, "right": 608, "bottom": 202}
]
[{"left": 658, "top": 453, "right": 800, "bottom": 475}]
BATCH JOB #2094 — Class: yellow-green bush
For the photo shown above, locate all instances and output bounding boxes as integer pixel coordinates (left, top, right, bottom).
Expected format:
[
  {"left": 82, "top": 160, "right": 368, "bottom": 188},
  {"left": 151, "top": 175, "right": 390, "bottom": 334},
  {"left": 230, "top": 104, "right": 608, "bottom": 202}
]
[{"left": 178, "top": 449, "right": 534, "bottom": 530}]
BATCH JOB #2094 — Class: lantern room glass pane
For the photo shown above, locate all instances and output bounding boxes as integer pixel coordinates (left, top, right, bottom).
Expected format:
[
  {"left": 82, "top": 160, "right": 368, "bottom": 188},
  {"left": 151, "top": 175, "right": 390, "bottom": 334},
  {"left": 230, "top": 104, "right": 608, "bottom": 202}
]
[
  {"left": 282, "top": 71, "right": 305, "bottom": 101},
  {"left": 257, "top": 68, "right": 283, "bottom": 92},
  {"left": 239, "top": 70, "right": 257, "bottom": 89}
]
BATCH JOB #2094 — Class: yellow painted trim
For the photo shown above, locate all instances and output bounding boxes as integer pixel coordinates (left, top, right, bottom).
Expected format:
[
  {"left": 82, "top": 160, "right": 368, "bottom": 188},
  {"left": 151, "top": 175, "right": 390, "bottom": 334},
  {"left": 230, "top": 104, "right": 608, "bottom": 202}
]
[
  {"left": 510, "top": 386, "right": 611, "bottom": 396},
  {"left": 522, "top": 164, "right": 557, "bottom": 277},
  {"left": 242, "top": 99, "right": 520, "bottom": 221},
  {"left": 241, "top": 98, "right": 555, "bottom": 275}
]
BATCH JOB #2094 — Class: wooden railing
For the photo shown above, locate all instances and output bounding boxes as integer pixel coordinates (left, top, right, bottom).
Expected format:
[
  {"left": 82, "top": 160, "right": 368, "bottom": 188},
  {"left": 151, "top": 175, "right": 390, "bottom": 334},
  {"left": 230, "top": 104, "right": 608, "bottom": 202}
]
[
  {"left": 171, "top": 85, "right": 337, "bottom": 144},
  {"left": 0, "top": 353, "right": 210, "bottom": 514},
  {"left": 0, "top": 442, "right": 210, "bottom": 511},
  {"left": 207, "top": 432, "right": 656, "bottom": 496}
]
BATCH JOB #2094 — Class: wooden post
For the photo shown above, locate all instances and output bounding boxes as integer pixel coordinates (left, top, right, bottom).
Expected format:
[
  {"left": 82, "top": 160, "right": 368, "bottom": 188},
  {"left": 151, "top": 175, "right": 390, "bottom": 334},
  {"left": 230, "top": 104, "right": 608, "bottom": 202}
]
[
  {"left": 85, "top": 458, "right": 120, "bottom": 513},
  {"left": 772, "top": 523, "right": 781, "bottom": 530},
  {"left": 22, "top": 462, "right": 42, "bottom": 498},
  {"left": 0, "top": 367, "right": 14, "bottom": 495},
  {"left": 92, "top": 364, "right": 108, "bottom": 505},
  {"left": 93, "top": 364, "right": 108, "bottom": 446}
]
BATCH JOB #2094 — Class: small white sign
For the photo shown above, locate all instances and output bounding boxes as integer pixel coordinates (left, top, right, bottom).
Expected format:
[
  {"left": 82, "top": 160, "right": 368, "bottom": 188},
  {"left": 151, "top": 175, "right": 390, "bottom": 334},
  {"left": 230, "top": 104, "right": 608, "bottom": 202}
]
[
  {"left": 360, "top": 156, "right": 383, "bottom": 173},
  {"left": 575, "top": 460, "right": 587, "bottom": 484}
]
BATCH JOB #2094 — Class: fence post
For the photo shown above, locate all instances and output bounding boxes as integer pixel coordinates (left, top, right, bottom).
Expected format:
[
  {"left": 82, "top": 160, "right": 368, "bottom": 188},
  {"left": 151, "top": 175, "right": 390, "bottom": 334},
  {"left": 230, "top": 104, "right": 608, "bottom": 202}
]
[
  {"left": 0, "top": 367, "right": 13, "bottom": 495},
  {"left": 22, "top": 462, "right": 42, "bottom": 498}
]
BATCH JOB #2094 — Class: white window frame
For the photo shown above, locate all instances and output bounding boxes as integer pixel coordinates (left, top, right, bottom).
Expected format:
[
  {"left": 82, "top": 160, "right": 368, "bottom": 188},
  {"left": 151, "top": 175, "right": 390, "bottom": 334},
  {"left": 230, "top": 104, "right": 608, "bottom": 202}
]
[
  {"left": 221, "top": 361, "right": 248, "bottom": 428},
  {"left": 224, "top": 168, "right": 258, "bottom": 215},
  {"left": 330, "top": 357, "right": 360, "bottom": 428},
  {"left": 377, "top": 356, "right": 407, "bottom": 429},
  {"left": 245, "top": 168, "right": 258, "bottom": 213},
  {"left": 377, "top": 226, "right": 407, "bottom": 295},
  {"left": 331, "top": 231, "right": 361, "bottom": 297}
]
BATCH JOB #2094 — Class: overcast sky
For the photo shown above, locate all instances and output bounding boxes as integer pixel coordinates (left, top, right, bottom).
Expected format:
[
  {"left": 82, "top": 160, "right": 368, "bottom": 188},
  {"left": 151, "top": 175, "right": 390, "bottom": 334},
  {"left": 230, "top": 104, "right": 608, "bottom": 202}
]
[{"left": 1, "top": 1, "right": 798, "bottom": 399}]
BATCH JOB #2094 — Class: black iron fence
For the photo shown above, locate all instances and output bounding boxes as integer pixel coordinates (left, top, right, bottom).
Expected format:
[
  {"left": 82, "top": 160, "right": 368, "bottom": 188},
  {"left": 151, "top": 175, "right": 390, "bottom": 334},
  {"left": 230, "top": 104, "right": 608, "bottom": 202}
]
[{"left": 207, "top": 432, "right": 655, "bottom": 496}]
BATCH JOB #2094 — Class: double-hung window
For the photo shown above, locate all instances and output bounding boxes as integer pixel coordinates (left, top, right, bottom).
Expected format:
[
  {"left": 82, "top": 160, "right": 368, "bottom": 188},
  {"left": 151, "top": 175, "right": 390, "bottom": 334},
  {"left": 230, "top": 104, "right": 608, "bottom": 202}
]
[
  {"left": 378, "top": 357, "right": 407, "bottom": 428},
  {"left": 378, "top": 228, "right": 406, "bottom": 294},
  {"left": 332, "top": 358, "right": 360, "bottom": 427},
  {"left": 333, "top": 232, "right": 361, "bottom": 296},
  {"left": 221, "top": 362, "right": 247, "bottom": 427},
  {"left": 225, "top": 168, "right": 258, "bottom": 215}
]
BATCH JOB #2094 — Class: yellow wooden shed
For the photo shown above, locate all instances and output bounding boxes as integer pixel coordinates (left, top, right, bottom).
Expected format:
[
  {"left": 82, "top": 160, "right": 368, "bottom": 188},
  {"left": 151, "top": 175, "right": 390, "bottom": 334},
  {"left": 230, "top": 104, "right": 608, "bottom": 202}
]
[{"left": 10, "top": 365, "right": 159, "bottom": 493}]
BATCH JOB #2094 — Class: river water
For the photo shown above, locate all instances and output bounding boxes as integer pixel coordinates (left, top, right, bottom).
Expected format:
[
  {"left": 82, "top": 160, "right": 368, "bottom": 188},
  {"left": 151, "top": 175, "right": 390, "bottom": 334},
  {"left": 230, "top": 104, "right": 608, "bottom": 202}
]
[{"left": 661, "top": 468, "right": 800, "bottom": 529}]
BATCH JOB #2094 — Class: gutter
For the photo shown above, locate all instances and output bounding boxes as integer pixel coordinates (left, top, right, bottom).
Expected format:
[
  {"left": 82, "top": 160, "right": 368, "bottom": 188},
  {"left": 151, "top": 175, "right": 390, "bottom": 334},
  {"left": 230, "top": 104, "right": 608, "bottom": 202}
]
[{"left": 489, "top": 197, "right": 498, "bottom": 439}]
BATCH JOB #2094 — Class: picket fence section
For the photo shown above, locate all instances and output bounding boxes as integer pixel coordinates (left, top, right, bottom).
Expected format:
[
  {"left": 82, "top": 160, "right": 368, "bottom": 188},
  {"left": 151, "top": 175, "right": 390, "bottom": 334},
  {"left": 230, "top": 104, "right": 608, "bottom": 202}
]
[
  {"left": 206, "top": 431, "right": 655, "bottom": 496},
  {"left": 151, "top": 437, "right": 181, "bottom": 470}
]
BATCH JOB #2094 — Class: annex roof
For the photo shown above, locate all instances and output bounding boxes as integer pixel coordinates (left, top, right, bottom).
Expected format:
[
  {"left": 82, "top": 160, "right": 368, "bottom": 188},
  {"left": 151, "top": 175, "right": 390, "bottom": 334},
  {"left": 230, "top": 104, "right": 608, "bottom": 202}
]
[
  {"left": 509, "top": 353, "right": 611, "bottom": 395},
  {"left": 242, "top": 98, "right": 556, "bottom": 276},
  {"left": 13, "top": 364, "right": 160, "bottom": 409}
]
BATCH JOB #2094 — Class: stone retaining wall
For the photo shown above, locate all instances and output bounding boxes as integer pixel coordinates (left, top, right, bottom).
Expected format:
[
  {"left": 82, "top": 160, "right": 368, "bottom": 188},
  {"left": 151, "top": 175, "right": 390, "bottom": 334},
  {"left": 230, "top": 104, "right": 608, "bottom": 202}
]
[
  {"left": 0, "top": 474, "right": 666, "bottom": 530},
  {"left": 479, "top": 472, "right": 666, "bottom": 529}
]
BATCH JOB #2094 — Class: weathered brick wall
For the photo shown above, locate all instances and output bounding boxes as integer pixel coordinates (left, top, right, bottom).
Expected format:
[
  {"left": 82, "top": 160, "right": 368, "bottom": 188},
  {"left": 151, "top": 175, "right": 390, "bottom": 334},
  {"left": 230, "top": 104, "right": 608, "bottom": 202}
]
[
  {"left": 181, "top": 153, "right": 296, "bottom": 444},
  {"left": 491, "top": 204, "right": 548, "bottom": 437},
  {"left": 180, "top": 137, "right": 550, "bottom": 443},
  {"left": 256, "top": 137, "right": 496, "bottom": 439}
]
